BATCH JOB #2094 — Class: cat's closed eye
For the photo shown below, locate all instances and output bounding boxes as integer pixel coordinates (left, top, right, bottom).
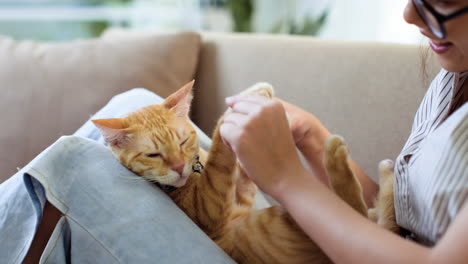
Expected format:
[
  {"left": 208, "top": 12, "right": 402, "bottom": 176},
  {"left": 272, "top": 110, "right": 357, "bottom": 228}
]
[
  {"left": 146, "top": 153, "right": 162, "bottom": 158},
  {"left": 180, "top": 138, "right": 189, "bottom": 146}
]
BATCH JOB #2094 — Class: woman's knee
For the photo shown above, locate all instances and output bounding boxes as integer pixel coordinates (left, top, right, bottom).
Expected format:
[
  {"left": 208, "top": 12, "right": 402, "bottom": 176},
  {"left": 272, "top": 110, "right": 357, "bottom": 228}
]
[
  {"left": 111, "top": 88, "right": 164, "bottom": 105},
  {"left": 73, "top": 88, "right": 165, "bottom": 139},
  {"left": 95, "top": 87, "right": 165, "bottom": 118}
]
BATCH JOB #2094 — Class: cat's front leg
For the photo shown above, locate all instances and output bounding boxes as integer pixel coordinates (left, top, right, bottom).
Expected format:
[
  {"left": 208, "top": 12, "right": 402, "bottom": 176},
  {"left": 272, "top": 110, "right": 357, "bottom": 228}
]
[
  {"left": 194, "top": 83, "right": 275, "bottom": 235},
  {"left": 234, "top": 167, "right": 257, "bottom": 210},
  {"left": 220, "top": 206, "right": 331, "bottom": 264},
  {"left": 194, "top": 116, "right": 240, "bottom": 235}
]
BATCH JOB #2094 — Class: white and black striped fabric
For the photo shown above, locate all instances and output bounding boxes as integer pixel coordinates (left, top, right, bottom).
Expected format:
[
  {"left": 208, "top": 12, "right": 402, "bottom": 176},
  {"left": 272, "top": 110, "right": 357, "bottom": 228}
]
[{"left": 394, "top": 69, "right": 468, "bottom": 246}]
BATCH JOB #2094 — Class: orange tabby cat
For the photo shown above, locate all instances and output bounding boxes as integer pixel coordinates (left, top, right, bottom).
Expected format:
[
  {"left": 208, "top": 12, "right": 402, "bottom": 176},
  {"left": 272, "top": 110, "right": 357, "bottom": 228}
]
[{"left": 93, "top": 81, "right": 398, "bottom": 263}]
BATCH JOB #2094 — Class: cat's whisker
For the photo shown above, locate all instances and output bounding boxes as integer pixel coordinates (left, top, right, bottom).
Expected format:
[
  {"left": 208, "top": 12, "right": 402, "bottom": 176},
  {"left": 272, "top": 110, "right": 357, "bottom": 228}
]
[
  {"left": 117, "top": 175, "right": 147, "bottom": 182},
  {"left": 117, "top": 175, "right": 165, "bottom": 186},
  {"left": 139, "top": 175, "right": 162, "bottom": 183},
  {"left": 145, "top": 178, "right": 159, "bottom": 184}
]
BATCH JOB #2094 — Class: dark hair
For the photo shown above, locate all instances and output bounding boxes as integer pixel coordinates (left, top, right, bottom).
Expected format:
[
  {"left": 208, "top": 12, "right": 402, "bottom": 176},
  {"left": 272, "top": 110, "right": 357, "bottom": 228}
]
[{"left": 419, "top": 39, "right": 432, "bottom": 87}]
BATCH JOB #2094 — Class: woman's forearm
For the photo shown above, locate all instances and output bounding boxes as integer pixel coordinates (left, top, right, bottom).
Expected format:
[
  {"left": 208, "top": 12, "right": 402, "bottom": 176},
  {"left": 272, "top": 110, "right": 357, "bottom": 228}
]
[
  {"left": 277, "top": 173, "right": 431, "bottom": 264},
  {"left": 295, "top": 125, "right": 330, "bottom": 186},
  {"left": 278, "top": 99, "right": 378, "bottom": 203}
]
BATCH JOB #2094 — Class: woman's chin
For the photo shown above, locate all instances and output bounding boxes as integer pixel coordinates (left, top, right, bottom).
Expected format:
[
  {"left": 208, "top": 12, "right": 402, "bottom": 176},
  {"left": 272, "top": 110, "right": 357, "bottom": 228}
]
[{"left": 435, "top": 52, "right": 468, "bottom": 73}]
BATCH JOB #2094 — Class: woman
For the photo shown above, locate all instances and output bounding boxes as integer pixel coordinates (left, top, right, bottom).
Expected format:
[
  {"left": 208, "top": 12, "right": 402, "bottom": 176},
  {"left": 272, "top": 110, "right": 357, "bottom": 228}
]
[
  {"left": 5, "top": 0, "right": 467, "bottom": 262},
  {"left": 220, "top": 0, "right": 468, "bottom": 263}
]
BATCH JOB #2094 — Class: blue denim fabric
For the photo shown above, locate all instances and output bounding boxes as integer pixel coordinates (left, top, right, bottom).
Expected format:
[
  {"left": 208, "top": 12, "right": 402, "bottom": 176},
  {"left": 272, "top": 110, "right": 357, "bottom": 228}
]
[{"left": 0, "top": 89, "right": 234, "bottom": 264}]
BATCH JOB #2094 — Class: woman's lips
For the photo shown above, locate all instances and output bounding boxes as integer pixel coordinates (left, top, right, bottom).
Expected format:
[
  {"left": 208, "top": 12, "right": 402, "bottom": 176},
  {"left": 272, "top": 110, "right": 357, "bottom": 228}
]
[{"left": 430, "top": 40, "right": 454, "bottom": 54}]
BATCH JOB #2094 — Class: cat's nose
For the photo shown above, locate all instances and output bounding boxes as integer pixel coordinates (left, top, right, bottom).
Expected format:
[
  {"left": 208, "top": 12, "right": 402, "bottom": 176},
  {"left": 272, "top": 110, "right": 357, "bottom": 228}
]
[{"left": 171, "top": 163, "right": 185, "bottom": 175}]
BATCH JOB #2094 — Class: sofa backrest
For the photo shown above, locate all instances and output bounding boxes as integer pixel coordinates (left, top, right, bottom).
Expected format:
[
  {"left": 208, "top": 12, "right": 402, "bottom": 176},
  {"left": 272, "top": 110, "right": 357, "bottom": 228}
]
[
  {"left": 193, "top": 33, "right": 440, "bottom": 180},
  {"left": 0, "top": 30, "right": 440, "bottom": 183},
  {"left": 0, "top": 32, "right": 201, "bottom": 182}
]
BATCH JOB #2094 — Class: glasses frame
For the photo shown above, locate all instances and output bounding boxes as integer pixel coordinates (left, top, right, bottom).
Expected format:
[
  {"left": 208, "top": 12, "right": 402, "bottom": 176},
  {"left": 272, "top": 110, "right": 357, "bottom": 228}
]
[{"left": 413, "top": 0, "right": 468, "bottom": 39}]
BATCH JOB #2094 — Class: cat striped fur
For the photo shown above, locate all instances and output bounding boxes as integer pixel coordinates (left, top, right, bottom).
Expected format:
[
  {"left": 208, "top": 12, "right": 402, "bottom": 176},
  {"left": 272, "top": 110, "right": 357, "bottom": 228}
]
[{"left": 93, "top": 81, "right": 398, "bottom": 263}]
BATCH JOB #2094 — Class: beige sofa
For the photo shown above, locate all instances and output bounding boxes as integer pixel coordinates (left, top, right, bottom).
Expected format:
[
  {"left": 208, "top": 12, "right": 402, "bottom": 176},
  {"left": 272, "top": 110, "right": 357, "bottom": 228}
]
[{"left": 0, "top": 30, "right": 439, "bottom": 183}]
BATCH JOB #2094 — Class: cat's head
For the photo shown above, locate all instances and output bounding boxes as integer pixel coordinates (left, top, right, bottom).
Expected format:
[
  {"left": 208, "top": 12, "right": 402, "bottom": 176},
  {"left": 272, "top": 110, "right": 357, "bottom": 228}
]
[{"left": 93, "top": 81, "right": 199, "bottom": 188}]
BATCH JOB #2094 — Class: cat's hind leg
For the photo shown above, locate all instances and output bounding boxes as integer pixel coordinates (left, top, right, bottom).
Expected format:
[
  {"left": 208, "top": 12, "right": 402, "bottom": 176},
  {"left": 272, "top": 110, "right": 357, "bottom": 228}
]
[
  {"left": 373, "top": 159, "right": 399, "bottom": 233},
  {"left": 324, "top": 135, "right": 368, "bottom": 216},
  {"left": 218, "top": 206, "right": 331, "bottom": 264}
]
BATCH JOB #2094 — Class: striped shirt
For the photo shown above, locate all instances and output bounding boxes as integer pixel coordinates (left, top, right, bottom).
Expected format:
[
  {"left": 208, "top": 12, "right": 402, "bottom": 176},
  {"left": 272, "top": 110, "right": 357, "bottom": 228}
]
[{"left": 394, "top": 69, "right": 468, "bottom": 246}]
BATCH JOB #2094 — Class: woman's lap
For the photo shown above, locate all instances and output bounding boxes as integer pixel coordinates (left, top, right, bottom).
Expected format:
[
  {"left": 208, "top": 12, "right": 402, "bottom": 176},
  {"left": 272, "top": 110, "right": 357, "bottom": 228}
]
[{"left": 0, "top": 89, "right": 233, "bottom": 263}]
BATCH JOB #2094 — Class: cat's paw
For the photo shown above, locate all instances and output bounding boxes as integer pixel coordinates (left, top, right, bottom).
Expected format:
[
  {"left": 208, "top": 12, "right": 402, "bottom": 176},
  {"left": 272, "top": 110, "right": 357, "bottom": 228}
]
[
  {"left": 240, "top": 82, "right": 275, "bottom": 99},
  {"left": 324, "top": 135, "right": 351, "bottom": 180},
  {"left": 324, "top": 135, "right": 356, "bottom": 192},
  {"left": 378, "top": 159, "right": 394, "bottom": 183},
  {"left": 378, "top": 159, "right": 394, "bottom": 171}
]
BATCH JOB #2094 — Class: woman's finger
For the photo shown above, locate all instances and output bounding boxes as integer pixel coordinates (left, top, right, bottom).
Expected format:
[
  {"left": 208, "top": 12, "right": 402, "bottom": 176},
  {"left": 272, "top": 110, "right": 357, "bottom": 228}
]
[
  {"left": 223, "top": 112, "right": 249, "bottom": 127},
  {"left": 219, "top": 122, "right": 242, "bottom": 150},
  {"left": 225, "top": 95, "right": 270, "bottom": 107},
  {"left": 229, "top": 101, "right": 261, "bottom": 115}
]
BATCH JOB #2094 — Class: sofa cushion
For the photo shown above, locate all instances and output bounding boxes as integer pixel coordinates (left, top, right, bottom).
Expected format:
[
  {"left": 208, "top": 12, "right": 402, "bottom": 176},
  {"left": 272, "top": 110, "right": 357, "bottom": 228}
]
[
  {"left": 0, "top": 32, "right": 201, "bottom": 182},
  {"left": 193, "top": 33, "right": 441, "bottom": 180}
]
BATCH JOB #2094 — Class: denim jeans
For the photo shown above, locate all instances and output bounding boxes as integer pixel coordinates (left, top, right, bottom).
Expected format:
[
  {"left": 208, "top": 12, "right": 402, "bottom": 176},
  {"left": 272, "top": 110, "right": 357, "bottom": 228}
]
[{"left": 0, "top": 88, "right": 234, "bottom": 263}]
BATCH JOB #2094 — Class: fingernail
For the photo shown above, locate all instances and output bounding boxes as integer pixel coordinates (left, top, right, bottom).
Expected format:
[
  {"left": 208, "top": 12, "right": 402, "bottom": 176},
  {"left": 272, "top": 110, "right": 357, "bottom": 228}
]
[{"left": 225, "top": 96, "right": 234, "bottom": 104}]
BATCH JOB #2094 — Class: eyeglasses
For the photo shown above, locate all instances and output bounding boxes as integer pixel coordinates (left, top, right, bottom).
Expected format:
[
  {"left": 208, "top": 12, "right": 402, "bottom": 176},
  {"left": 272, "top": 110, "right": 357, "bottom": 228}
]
[{"left": 412, "top": 0, "right": 468, "bottom": 39}]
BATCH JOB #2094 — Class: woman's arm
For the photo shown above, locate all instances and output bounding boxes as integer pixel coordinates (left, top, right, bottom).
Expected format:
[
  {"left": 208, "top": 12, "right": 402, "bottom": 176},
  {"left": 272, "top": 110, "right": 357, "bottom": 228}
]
[
  {"left": 220, "top": 95, "right": 468, "bottom": 264},
  {"left": 277, "top": 168, "right": 468, "bottom": 264},
  {"left": 280, "top": 99, "right": 378, "bottom": 206}
]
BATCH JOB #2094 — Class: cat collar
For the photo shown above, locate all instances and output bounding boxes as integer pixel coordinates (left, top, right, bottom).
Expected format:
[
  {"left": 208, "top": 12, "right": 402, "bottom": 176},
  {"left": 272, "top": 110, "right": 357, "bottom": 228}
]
[
  {"left": 159, "top": 155, "right": 204, "bottom": 193},
  {"left": 192, "top": 154, "right": 204, "bottom": 173},
  {"left": 160, "top": 184, "right": 176, "bottom": 192}
]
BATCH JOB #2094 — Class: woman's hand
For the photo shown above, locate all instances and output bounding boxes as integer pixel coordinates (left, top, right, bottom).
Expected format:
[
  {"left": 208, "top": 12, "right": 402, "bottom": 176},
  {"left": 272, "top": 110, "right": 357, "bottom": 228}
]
[
  {"left": 278, "top": 99, "right": 330, "bottom": 152},
  {"left": 220, "top": 95, "right": 310, "bottom": 199},
  {"left": 275, "top": 99, "right": 333, "bottom": 186},
  {"left": 278, "top": 99, "right": 378, "bottom": 202}
]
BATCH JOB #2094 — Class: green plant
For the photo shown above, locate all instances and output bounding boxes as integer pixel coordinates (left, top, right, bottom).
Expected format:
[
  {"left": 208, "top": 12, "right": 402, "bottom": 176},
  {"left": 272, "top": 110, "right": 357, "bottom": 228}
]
[
  {"left": 271, "top": 8, "right": 329, "bottom": 36},
  {"left": 89, "top": 21, "right": 110, "bottom": 37},
  {"left": 227, "top": 0, "right": 254, "bottom": 33},
  {"left": 80, "top": 0, "right": 132, "bottom": 5}
]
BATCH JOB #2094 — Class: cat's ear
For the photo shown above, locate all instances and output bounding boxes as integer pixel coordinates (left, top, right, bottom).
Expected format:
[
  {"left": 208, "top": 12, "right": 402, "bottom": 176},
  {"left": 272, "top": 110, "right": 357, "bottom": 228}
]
[
  {"left": 92, "top": 118, "right": 130, "bottom": 147},
  {"left": 163, "top": 80, "right": 194, "bottom": 118}
]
